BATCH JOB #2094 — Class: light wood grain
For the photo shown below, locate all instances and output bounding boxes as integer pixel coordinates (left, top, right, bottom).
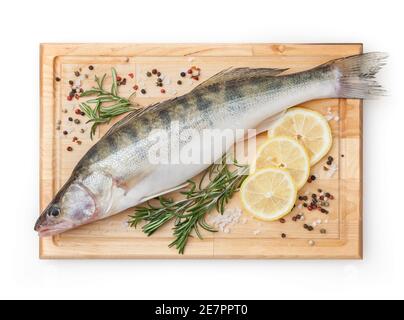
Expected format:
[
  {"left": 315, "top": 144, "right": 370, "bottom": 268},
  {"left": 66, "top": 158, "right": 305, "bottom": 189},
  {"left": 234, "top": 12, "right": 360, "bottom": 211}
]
[{"left": 40, "top": 43, "right": 363, "bottom": 259}]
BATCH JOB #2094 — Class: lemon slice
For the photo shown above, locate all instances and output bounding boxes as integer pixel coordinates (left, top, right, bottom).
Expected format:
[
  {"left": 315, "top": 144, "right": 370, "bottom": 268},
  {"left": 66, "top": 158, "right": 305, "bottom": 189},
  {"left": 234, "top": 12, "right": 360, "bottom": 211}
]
[
  {"left": 240, "top": 166, "right": 297, "bottom": 221},
  {"left": 252, "top": 136, "right": 310, "bottom": 190},
  {"left": 270, "top": 108, "right": 332, "bottom": 165}
]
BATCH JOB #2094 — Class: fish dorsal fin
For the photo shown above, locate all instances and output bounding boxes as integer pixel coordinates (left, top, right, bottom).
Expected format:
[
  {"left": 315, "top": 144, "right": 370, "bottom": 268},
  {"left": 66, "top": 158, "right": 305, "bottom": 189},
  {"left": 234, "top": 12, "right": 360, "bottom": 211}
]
[
  {"left": 103, "top": 108, "right": 145, "bottom": 137},
  {"left": 103, "top": 98, "right": 178, "bottom": 137},
  {"left": 194, "top": 67, "right": 289, "bottom": 90}
]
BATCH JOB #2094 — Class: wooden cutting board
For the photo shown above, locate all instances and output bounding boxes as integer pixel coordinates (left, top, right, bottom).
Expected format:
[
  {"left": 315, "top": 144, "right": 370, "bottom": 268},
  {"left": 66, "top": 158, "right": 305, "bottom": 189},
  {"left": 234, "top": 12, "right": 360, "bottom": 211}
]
[{"left": 40, "top": 43, "right": 362, "bottom": 259}]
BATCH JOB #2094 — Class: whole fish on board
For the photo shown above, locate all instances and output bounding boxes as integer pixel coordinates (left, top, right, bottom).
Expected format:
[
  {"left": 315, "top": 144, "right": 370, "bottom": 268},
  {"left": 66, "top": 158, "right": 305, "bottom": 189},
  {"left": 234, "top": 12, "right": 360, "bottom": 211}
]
[{"left": 35, "top": 53, "right": 387, "bottom": 236}]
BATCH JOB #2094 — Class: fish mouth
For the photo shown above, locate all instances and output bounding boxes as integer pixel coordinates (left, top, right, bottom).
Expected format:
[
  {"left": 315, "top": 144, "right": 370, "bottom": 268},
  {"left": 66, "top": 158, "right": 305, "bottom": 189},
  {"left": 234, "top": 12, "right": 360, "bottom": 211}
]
[{"left": 35, "top": 219, "right": 74, "bottom": 237}]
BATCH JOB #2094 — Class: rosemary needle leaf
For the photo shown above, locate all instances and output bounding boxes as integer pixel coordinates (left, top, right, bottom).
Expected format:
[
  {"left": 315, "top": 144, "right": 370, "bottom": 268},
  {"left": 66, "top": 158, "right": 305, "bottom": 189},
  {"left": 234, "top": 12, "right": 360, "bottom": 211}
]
[{"left": 111, "top": 68, "right": 118, "bottom": 96}]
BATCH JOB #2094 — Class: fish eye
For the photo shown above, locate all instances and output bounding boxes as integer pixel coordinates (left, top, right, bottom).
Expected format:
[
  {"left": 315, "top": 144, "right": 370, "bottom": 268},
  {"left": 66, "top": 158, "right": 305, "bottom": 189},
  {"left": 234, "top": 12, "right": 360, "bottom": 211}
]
[{"left": 48, "top": 207, "right": 60, "bottom": 217}]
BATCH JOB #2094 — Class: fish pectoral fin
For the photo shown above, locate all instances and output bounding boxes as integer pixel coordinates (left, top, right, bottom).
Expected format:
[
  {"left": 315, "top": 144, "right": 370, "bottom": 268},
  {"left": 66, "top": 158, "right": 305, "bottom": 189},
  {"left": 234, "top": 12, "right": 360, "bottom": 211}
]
[
  {"left": 254, "top": 110, "right": 287, "bottom": 136},
  {"left": 140, "top": 182, "right": 190, "bottom": 203}
]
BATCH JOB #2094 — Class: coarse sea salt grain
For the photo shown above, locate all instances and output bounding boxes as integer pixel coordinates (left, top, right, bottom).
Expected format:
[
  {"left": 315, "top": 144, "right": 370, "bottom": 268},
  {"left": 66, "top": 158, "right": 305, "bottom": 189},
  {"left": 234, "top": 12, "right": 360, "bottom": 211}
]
[
  {"left": 210, "top": 207, "right": 242, "bottom": 233},
  {"left": 253, "top": 230, "right": 261, "bottom": 235},
  {"left": 327, "top": 163, "right": 338, "bottom": 178},
  {"left": 188, "top": 57, "right": 195, "bottom": 62},
  {"left": 298, "top": 204, "right": 303, "bottom": 209}
]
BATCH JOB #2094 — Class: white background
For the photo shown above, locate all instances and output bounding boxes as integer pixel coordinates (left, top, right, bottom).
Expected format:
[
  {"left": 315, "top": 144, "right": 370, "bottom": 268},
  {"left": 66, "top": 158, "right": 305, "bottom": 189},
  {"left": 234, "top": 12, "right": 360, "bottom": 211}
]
[{"left": 0, "top": 0, "right": 402, "bottom": 300}]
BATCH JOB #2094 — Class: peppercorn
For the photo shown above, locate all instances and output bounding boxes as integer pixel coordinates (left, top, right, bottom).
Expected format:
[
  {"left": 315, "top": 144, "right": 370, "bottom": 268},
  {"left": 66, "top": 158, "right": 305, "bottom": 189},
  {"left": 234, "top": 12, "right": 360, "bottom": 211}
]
[
  {"left": 67, "top": 96, "right": 73, "bottom": 101},
  {"left": 156, "top": 82, "right": 163, "bottom": 87},
  {"left": 303, "top": 203, "right": 308, "bottom": 208},
  {"left": 74, "top": 119, "right": 80, "bottom": 124},
  {"left": 280, "top": 218, "right": 286, "bottom": 224},
  {"left": 298, "top": 196, "right": 304, "bottom": 201},
  {"left": 311, "top": 175, "right": 316, "bottom": 181},
  {"left": 77, "top": 140, "right": 82, "bottom": 145},
  {"left": 304, "top": 224, "right": 309, "bottom": 229},
  {"left": 321, "top": 208, "right": 329, "bottom": 214},
  {"left": 160, "top": 89, "right": 166, "bottom": 94},
  {"left": 187, "top": 69, "right": 193, "bottom": 74},
  {"left": 80, "top": 129, "right": 85, "bottom": 134},
  {"left": 303, "top": 196, "right": 308, "bottom": 201},
  {"left": 141, "top": 89, "right": 146, "bottom": 94},
  {"left": 180, "top": 72, "right": 186, "bottom": 77},
  {"left": 67, "top": 146, "right": 73, "bottom": 152},
  {"left": 75, "top": 109, "right": 81, "bottom": 115},
  {"left": 319, "top": 195, "right": 324, "bottom": 200},
  {"left": 307, "top": 178, "right": 312, "bottom": 183},
  {"left": 192, "top": 76, "right": 199, "bottom": 81},
  {"left": 133, "top": 85, "right": 139, "bottom": 90},
  {"left": 312, "top": 194, "right": 317, "bottom": 199},
  {"left": 308, "top": 226, "right": 314, "bottom": 231},
  {"left": 88, "top": 65, "right": 94, "bottom": 70},
  {"left": 326, "top": 160, "right": 332, "bottom": 165},
  {"left": 296, "top": 214, "right": 301, "bottom": 220},
  {"left": 80, "top": 111, "right": 85, "bottom": 116},
  {"left": 176, "top": 80, "right": 182, "bottom": 85},
  {"left": 128, "top": 73, "right": 134, "bottom": 79},
  {"left": 328, "top": 156, "right": 334, "bottom": 162},
  {"left": 74, "top": 71, "right": 80, "bottom": 77},
  {"left": 63, "top": 130, "right": 68, "bottom": 135},
  {"left": 292, "top": 216, "right": 297, "bottom": 222},
  {"left": 318, "top": 189, "right": 322, "bottom": 193},
  {"left": 325, "top": 192, "right": 331, "bottom": 198},
  {"left": 55, "top": 77, "right": 61, "bottom": 82},
  {"left": 341, "top": 154, "right": 345, "bottom": 158},
  {"left": 121, "top": 78, "right": 127, "bottom": 85},
  {"left": 152, "top": 69, "right": 157, "bottom": 75},
  {"left": 281, "top": 233, "right": 287, "bottom": 239},
  {"left": 320, "top": 229, "right": 327, "bottom": 234},
  {"left": 69, "top": 80, "right": 74, "bottom": 86},
  {"left": 146, "top": 72, "right": 152, "bottom": 77},
  {"left": 68, "top": 117, "right": 73, "bottom": 122},
  {"left": 157, "top": 72, "right": 161, "bottom": 77},
  {"left": 72, "top": 137, "right": 78, "bottom": 142},
  {"left": 157, "top": 78, "right": 162, "bottom": 83}
]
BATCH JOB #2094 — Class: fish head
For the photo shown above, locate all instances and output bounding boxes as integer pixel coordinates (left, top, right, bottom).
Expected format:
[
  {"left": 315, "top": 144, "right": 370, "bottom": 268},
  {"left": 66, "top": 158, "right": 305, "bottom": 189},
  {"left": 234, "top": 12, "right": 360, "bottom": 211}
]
[{"left": 35, "top": 182, "right": 97, "bottom": 237}]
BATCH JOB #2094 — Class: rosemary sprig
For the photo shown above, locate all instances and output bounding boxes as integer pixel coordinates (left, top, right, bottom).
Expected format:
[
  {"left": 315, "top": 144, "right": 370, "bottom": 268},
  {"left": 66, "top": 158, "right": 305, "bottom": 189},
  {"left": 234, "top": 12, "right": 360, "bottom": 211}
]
[
  {"left": 79, "top": 68, "right": 136, "bottom": 139},
  {"left": 128, "top": 156, "right": 249, "bottom": 254}
]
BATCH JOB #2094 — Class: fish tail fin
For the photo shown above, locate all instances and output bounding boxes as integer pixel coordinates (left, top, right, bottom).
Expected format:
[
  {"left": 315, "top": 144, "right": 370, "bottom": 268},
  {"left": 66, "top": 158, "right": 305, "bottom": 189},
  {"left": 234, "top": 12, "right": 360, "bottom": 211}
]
[{"left": 332, "top": 52, "right": 388, "bottom": 99}]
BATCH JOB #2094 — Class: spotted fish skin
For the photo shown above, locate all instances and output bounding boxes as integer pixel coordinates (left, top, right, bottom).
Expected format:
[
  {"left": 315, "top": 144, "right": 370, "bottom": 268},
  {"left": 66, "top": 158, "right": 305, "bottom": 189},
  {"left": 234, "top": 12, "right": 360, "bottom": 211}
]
[{"left": 35, "top": 53, "right": 387, "bottom": 236}]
